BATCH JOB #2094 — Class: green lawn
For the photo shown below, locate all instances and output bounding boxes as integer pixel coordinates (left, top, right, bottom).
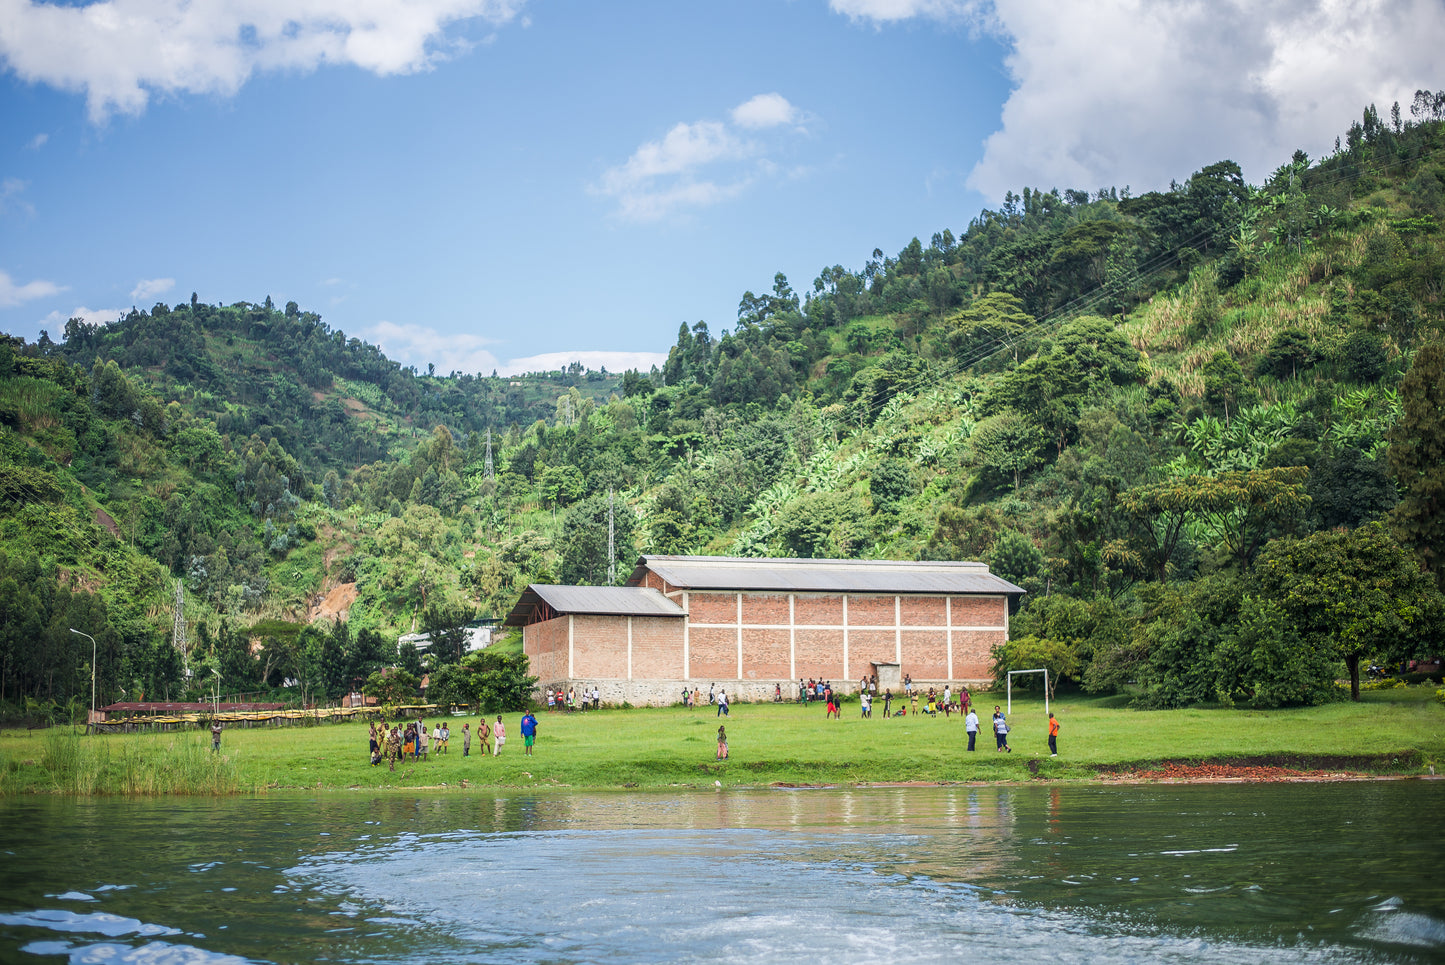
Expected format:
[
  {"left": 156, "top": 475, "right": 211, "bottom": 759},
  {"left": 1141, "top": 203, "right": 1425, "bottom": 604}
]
[{"left": 2, "top": 686, "right": 1441, "bottom": 795}]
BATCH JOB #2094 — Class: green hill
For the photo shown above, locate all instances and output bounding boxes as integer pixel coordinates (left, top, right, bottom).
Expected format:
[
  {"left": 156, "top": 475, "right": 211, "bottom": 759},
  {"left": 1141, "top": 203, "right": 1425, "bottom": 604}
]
[{"left": 2, "top": 99, "right": 1443, "bottom": 722}]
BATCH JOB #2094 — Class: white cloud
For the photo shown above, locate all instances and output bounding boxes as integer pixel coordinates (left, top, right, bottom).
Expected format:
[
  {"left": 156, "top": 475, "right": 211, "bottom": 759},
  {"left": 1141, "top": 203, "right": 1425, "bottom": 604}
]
[
  {"left": 0, "top": 177, "right": 34, "bottom": 218},
  {"left": 359, "top": 320, "right": 503, "bottom": 376},
  {"left": 38, "top": 305, "right": 123, "bottom": 334},
  {"left": 0, "top": 0, "right": 529, "bottom": 123},
  {"left": 965, "top": 0, "right": 1445, "bottom": 199},
  {"left": 731, "top": 92, "right": 797, "bottom": 129},
  {"left": 596, "top": 94, "right": 808, "bottom": 222},
  {"left": 828, "top": 0, "right": 1442, "bottom": 199},
  {"left": 829, "top": 0, "right": 987, "bottom": 24},
  {"left": 0, "top": 268, "right": 63, "bottom": 307},
  {"left": 356, "top": 320, "right": 666, "bottom": 378},
  {"left": 498, "top": 350, "right": 668, "bottom": 378},
  {"left": 130, "top": 277, "right": 175, "bottom": 302},
  {"left": 26, "top": 132, "right": 48, "bottom": 149}
]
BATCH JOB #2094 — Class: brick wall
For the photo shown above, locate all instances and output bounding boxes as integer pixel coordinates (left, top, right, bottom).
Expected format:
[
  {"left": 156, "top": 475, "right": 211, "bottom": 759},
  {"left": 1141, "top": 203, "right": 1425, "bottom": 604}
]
[
  {"left": 571, "top": 615, "right": 629, "bottom": 679},
  {"left": 632, "top": 615, "right": 686, "bottom": 679},
  {"left": 527, "top": 583, "right": 1010, "bottom": 706},
  {"left": 524, "top": 616, "right": 569, "bottom": 681}
]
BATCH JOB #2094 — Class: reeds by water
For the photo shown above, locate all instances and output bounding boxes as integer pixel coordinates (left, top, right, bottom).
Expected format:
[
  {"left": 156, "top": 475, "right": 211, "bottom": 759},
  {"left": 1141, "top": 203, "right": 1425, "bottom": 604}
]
[{"left": 13, "top": 729, "right": 246, "bottom": 795}]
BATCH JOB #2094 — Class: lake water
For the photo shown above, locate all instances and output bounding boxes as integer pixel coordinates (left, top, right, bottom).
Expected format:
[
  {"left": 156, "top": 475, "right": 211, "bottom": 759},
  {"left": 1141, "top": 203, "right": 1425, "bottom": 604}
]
[{"left": 1, "top": 782, "right": 1441, "bottom": 964}]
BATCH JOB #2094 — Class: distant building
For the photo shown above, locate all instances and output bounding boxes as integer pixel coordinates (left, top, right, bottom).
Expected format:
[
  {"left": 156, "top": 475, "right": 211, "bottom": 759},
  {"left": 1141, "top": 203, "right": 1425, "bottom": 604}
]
[
  {"left": 505, "top": 555, "right": 1023, "bottom": 707},
  {"left": 398, "top": 623, "right": 496, "bottom": 656}
]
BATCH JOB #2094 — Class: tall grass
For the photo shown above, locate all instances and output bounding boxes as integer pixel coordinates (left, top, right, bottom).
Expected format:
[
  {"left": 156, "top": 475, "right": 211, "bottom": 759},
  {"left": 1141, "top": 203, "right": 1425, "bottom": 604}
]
[
  {"left": 23, "top": 729, "right": 245, "bottom": 795},
  {"left": 2, "top": 686, "right": 1440, "bottom": 795}
]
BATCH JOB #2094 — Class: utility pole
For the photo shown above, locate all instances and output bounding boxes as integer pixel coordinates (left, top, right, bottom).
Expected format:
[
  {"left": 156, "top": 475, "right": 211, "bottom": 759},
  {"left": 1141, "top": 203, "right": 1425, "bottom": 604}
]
[
  {"left": 69, "top": 628, "right": 96, "bottom": 733},
  {"left": 172, "top": 579, "right": 186, "bottom": 655}
]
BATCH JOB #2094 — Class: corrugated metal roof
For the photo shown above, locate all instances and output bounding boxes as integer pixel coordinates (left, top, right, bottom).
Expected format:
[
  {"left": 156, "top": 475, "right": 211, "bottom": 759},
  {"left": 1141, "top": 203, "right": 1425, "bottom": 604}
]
[
  {"left": 628, "top": 555, "right": 1025, "bottom": 595},
  {"left": 504, "top": 585, "right": 687, "bottom": 626}
]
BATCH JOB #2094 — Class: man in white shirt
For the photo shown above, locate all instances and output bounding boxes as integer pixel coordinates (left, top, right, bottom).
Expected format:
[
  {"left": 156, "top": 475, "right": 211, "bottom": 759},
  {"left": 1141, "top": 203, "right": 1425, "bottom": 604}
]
[{"left": 964, "top": 708, "right": 979, "bottom": 751}]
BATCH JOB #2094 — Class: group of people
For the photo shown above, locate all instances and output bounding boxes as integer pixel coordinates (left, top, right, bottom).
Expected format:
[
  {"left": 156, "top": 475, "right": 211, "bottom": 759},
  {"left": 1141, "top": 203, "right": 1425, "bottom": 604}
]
[
  {"left": 545, "top": 686, "right": 598, "bottom": 712},
  {"left": 368, "top": 715, "right": 524, "bottom": 770},
  {"left": 958, "top": 705, "right": 1060, "bottom": 755},
  {"left": 680, "top": 684, "right": 730, "bottom": 715}
]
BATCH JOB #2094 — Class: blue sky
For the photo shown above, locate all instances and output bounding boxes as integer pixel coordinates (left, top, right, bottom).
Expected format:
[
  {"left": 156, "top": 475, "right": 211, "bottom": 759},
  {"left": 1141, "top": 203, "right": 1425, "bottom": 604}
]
[{"left": 1, "top": 0, "right": 1439, "bottom": 376}]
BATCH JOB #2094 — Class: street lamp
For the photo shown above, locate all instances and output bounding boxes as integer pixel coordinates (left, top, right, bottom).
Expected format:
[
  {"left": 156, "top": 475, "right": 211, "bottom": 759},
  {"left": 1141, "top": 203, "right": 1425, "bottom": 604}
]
[{"left": 69, "top": 628, "right": 96, "bottom": 733}]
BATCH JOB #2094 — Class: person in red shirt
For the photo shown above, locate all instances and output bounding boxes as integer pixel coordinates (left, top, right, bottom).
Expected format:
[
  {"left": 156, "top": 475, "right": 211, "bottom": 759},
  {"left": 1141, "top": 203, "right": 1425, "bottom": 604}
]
[{"left": 1048, "top": 712, "right": 1060, "bottom": 757}]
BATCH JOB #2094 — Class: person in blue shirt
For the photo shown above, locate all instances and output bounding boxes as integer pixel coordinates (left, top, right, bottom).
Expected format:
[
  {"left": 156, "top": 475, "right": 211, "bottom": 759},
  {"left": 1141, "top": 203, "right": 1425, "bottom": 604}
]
[{"left": 520, "top": 711, "right": 539, "bottom": 756}]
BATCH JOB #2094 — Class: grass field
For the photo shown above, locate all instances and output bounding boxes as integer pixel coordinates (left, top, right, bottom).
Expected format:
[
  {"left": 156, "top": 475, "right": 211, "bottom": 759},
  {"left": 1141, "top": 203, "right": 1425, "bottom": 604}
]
[{"left": 1, "top": 686, "right": 1441, "bottom": 795}]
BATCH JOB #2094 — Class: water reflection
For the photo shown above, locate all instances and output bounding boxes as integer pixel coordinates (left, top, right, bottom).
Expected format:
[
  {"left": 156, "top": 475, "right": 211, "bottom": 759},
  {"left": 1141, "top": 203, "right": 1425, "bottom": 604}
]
[{"left": 1, "top": 783, "right": 1441, "bottom": 964}]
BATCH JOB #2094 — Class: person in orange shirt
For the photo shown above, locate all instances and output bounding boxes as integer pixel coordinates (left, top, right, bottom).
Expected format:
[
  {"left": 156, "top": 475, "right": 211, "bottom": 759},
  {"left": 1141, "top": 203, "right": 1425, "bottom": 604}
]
[{"left": 1048, "top": 711, "right": 1060, "bottom": 757}]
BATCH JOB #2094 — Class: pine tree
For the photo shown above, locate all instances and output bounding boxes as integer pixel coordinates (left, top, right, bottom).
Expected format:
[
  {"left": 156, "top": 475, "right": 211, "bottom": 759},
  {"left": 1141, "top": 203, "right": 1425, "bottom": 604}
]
[{"left": 1387, "top": 343, "right": 1445, "bottom": 588}]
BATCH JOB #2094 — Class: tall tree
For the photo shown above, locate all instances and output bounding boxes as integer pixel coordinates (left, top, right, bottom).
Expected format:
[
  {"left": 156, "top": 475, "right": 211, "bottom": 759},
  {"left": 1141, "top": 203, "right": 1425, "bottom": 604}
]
[
  {"left": 1387, "top": 343, "right": 1445, "bottom": 588},
  {"left": 1252, "top": 523, "right": 1445, "bottom": 700}
]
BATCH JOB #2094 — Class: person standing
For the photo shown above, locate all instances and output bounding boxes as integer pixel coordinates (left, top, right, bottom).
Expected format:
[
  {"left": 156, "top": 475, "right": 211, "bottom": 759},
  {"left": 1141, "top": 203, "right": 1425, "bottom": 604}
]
[
  {"left": 416, "top": 721, "right": 428, "bottom": 761},
  {"left": 386, "top": 725, "right": 402, "bottom": 771},
  {"left": 943, "top": 685, "right": 952, "bottom": 717},
  {"left": 210, "top": 718, "right": 222, "bottom": 753},
  {"left": 462, "top": 722, "right": 472, "bottom": 757},
  {"left": 477, "top": 717, "right": 490, "bottom": 758},
  {"left": 520, "top": 710, "right": 538, "bottom": 755},
  {"left": 716, "top": 724, "right": 728, "bottom": 760},
  {"left": 883, "top": 689, "right": 892, "bottom": 718},
  {"left": 492, "top": 715, "right": 505, "bottom": 755},
  {"left": 861, "top": 690, "right": 871, "bottom": 718},
  {"left": 1048, "top": 712, "right": 1060, "bottom": 757},
  {"left": 910, "top": 690, "right": 919, "bottom": 717},
  {"left": 965, "top": 707, "right": 979, "bottom": 751},
  {"left": 717, "top": 689, "right": 729, "bottom": 717},
  {"left": 993, "top": 706, "right": 1011, "bottom": 752},
  {"left": 709, "top": 684, "right": 716, "bottom": 706}
]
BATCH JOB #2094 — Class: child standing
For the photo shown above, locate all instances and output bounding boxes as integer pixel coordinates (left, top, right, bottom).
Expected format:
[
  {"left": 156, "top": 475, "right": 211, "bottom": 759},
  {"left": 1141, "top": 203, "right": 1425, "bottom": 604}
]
[{"left": 716, "top": 724, "right": 728, "bottom": 760}]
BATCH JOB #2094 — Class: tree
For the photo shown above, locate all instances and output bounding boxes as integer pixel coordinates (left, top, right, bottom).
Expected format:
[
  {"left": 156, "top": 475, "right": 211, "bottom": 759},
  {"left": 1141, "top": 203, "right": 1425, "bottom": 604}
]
[
  {"left": 869, "top": 459, "right": 913, "bottom": 513},
  {"left": 1256, "top": 329, "right": 1317, "bottom": 380},
  {"left": 560, "top": 493, "right": 636, "bottom": 585},
  {"left": 945, "top": 292, "right": 1034, "bottom": 365},
  {"left": 423, "top": 649, "right": 537, "bottom": 712},
  {"left": 989, "top": 529, "right": 1045, "bottom": 595},
  {"left": 968, "top": 410, "right": 1045, "bottom": 493},
  {"left": 989, "top": 635, "right": 1081, "bottom": 700},
  {"left": 1387, "top": 343, "right": 1445, "bottom": 588},
  {"left": 1143, "top": 467, "right": 1310, "bottom": 569},
  {"left": 1120, "top": 481, "right": 1197, "bottom": 582},
  {"left": 422, "top": 602, "right": 474, "bottom": 667},
  {"left": 1221, "top": 597, "right": 1340, "bottom": 708},
  {"left": 1252, "top": 523, "right": 1445, "bottom": 700},
  {"left": 363, "top": 668, "right": 419, "bottom": 706}
]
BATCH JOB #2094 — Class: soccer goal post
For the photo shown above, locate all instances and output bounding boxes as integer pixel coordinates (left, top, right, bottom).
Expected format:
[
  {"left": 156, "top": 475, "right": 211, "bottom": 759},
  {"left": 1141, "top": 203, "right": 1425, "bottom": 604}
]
[{"left": 1006, "top": 669, "right": 1049, "bottom": 716}]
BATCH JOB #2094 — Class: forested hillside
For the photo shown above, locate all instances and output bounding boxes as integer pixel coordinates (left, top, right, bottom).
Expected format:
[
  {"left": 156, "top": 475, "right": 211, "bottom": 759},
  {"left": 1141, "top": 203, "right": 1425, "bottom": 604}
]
[{"left": 3, "top": 95, "right": 1444, "bottom": 720}]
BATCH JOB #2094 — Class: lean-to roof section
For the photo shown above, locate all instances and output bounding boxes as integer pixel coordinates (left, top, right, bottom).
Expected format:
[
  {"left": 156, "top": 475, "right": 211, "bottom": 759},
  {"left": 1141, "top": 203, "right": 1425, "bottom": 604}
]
[{"left": 503, "top": 584, "right": 687, "bottom": 627}]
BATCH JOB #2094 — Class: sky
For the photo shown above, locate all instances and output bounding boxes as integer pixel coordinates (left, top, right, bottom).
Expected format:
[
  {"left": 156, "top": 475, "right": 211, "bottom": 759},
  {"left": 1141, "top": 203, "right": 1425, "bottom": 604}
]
[{"left": 1, "top": 0, "right": 1440, "bottom": 377}]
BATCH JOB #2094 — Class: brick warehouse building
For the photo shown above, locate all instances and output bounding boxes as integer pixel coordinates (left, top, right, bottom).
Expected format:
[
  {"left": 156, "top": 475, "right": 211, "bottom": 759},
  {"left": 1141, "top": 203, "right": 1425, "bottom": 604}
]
[{"left": 504, "top": 555, "right": 1024, "bottom": 707}]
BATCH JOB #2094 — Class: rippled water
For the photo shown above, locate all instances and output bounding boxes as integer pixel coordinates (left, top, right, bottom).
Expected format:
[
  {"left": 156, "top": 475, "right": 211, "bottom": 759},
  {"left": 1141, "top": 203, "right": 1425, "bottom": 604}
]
[{"left": 1, "top": 782, "right": 1441, "bottom": 963}]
